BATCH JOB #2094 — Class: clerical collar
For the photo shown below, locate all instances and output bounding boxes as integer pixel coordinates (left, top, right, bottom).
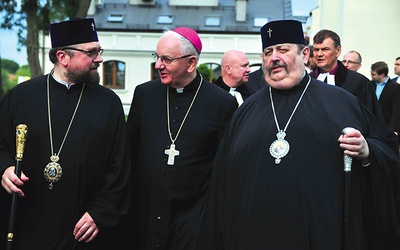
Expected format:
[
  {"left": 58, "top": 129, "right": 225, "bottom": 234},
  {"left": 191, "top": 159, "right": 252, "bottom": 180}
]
[
  {"left": 171, "top": 73, "right": 201, "bottom": 94},
  {"left": 51, "top": 71, "right": 75, "bottom": 89}
]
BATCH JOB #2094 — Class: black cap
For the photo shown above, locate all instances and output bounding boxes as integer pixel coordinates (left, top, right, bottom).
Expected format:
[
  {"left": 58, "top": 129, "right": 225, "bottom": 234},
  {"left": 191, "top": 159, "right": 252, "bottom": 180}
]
[
  {"left": 260, "top": 20, "right": 305, "bottom": 50},
  {"left": 50, "top": 18, "right": 99, "bottom": 48}
]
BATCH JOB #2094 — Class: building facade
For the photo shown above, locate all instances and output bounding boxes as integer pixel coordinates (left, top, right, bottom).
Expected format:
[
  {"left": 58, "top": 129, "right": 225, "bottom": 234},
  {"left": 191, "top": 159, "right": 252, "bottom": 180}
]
[{"left": 40, "top": 0, "right": 305, "bottom": 114}]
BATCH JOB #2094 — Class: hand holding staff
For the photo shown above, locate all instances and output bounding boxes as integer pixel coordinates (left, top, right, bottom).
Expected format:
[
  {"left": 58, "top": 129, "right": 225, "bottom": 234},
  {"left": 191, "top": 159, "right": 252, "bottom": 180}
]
[{"left": 6, "top": 124, "right": 28, "bottom": 250}]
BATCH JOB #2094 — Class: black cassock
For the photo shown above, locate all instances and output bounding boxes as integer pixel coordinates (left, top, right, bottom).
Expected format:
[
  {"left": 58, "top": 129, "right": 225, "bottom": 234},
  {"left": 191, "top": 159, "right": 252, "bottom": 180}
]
[
  {"left": 195, "top": 75, "right": 400, "bottom": 250},
  {"left": 0, "top": 75, "right": 130, "bottom": 250},
  {"left": 123, "top": 74, "right": 237, "bottom": 250}
]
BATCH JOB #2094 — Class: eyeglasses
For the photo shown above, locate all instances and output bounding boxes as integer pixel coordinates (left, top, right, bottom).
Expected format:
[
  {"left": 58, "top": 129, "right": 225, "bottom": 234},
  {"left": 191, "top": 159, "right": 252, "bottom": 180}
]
[
  {"left": 342, "top": 60, "right": 360, "bottom": 65},
  {"left": 63, "top": 47, "right": 104, "bottom": 58},
  {"left": 152, "top": 52, "right": 192, "bottom": 65}
]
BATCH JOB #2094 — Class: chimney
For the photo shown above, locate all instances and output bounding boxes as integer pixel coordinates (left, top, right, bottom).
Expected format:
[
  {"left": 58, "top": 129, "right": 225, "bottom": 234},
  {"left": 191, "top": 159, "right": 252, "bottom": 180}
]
[{"left": 236, "top": 0, "right": 247, "bottom": 22}]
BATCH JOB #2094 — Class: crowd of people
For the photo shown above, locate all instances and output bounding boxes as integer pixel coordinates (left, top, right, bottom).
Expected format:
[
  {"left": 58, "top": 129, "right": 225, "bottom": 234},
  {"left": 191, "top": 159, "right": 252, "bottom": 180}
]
[{"left": 1, "top": 17, "right": 400, "bottom": 250}]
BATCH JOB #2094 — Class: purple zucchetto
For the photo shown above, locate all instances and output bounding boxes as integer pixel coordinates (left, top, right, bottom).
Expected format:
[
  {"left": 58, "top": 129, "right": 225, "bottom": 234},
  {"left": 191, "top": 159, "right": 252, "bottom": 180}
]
[
  {"left": 260, "top": 20, "right": 305, "bottom": 50},
  {"left": 49, "top": 18, "right": 99, "bottom": 48},
  {"left": 172, "top": 26, "right": 202, "bottom": 53}
]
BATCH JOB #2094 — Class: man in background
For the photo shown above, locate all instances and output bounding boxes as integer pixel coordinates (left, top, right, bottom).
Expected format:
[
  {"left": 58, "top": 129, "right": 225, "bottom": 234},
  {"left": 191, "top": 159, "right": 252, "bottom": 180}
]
[
  {"left": 310, "top": 29, "right": 383, "bottom": 121},
  {"left": 370, "top": 61, "right": 400, "bottom": 134},
  {"left": 214, "top": 49, "right": 251, "bottom": 106},
  {"left": 342, "top": 50, "right": 362, "bottom": 71},
  {"left": 305, "top": 45, "right": 317, "bottom": 73},
  {"left": 392, "top": 56, "right": 400, "bottom": 83}
]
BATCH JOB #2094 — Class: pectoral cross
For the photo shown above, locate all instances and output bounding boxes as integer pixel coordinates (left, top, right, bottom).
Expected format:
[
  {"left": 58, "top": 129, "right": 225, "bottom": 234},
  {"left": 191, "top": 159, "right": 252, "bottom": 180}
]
[
  {"left": 267, "top": 28, "right": 273, "bottom": 37},
  {"left": 91, "top": 22, "right": 95, "bottom": 31},
  {"left": 165, "top": 143, "right": 180, "bottom": 165}
]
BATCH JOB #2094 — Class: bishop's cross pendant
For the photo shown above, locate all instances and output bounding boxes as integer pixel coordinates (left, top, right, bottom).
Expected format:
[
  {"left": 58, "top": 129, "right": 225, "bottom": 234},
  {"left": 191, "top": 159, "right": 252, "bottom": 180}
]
[{"left": 165, "top": 143, "right": 180, "bottom": 165}]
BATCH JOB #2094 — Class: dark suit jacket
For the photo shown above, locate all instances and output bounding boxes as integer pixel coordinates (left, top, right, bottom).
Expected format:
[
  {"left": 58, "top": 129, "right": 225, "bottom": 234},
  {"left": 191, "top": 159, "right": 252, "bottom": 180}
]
[
  {"left": 245, "top": 68, "right": 267, "bottom": 96},
  {"left": 371, "top": 78, "right": 400, "bottom": 132},
  {"left": 310, "top": 60, "right": 384, "bottom": 122},
  {"left": 392, "top": 76, "right": 399, "bottom": 83}
]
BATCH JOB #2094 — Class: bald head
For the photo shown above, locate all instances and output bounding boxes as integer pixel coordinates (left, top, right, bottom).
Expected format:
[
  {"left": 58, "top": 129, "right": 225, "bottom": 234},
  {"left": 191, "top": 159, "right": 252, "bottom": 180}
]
[
  {"left": 342, "top": 51, "right": 362, "bottom": 71},
  {"left": 221, "top": 49, "right": 251, "bottom": 88}
]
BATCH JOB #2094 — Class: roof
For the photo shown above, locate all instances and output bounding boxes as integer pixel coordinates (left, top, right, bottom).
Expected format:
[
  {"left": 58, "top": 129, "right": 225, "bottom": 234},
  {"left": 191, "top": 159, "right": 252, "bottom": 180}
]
[{"left": 90, "top": 0, "right": 307, "bottom": 34}]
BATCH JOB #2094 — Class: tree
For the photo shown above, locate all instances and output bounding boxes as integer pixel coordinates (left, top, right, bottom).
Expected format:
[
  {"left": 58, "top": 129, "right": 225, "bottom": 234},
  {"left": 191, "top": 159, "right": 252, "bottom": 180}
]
[
  {"left": 197, "top": 64, "right": 214, "bottom": 83},
  {"left": 0, "top": 0, "right": 91, "bottom": 78},
  {"left": 1, "top": 58, "right": 19, "bottom": 74}
]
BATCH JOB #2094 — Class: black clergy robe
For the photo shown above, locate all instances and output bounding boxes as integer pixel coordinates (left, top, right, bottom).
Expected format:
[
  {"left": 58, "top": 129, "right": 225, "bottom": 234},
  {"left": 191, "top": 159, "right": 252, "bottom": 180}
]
[
  {"left": 0, "top": 74, "right": 130, "bottom": 250},
  {"left": 311, "top": 60, "right": 384, "bottom": 122},
  {"left": 213, "top": 76, "right": 251, "bottom": 103},
  {"left": 124, "top": 73, "right": 237, "bottom": 250},
  {"left": 195, "top": 75, "right": 400, "bottom": 250}
]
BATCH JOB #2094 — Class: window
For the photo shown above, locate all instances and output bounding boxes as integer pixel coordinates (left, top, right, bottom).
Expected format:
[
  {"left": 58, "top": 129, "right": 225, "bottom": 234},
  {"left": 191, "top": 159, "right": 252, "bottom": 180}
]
[
  {"left": 157, "top": 15, "right": 174, "bottom": 24},
  {"left": 103, "top": 60, "right": 126, "bottom": 89},
  {"left": 107, "top": 14, "right": 124, "bottom": 23},
  {"left": 205, "top": 17, "right": 221, "bottom": 27},
  {"left": 254, "top": 17, "right": 269, "bottom": 28},
  {"left": 151, "top": 62, "right": 159, "bottom": 80}
]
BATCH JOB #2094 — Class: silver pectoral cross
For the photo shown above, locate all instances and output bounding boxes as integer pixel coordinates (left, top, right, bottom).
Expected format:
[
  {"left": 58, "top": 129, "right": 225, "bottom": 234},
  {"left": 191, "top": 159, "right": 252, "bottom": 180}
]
[
  {"left": 91, "top": 22, "right": 95, "bottom": 31},
  {"left": 165, "top": 143, "right": 180, "bottom": 165}
]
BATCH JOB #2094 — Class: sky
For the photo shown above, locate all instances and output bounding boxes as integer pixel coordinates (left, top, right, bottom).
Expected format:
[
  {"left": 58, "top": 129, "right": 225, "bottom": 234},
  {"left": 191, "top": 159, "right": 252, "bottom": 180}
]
[{"left": 0, "top": 0, "right": 318, "bottom": 66}]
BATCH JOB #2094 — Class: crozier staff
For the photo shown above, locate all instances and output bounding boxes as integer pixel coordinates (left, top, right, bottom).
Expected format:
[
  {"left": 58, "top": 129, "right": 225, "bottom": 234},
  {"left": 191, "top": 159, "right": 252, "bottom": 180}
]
[
  {"left": 6, "top": 124, "right": 27, "bottom": 250},
  {"left": 194, "top": 20, "right": 400, "bottom": 249},
  {"left": 0, "top": 18, "right": 130, "bottom": 250}
]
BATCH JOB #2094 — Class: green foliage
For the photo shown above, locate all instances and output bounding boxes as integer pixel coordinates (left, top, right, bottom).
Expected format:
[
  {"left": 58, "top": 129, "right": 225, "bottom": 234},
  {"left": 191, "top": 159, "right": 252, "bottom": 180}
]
[
  {"left": 197, "top": 64, "right": 214, "bottom": 82},
  {"left": 17, "top": 65, "right": 31, "bottom": 77},
  {"left": 0, "top": 60, "right": 30, "bottom": 96},
  {"left": 1, "top": 68, "right": 18, "bottom": 95},
  {"left": 1, "top": 58, "right": 19, "bottom": 74}
]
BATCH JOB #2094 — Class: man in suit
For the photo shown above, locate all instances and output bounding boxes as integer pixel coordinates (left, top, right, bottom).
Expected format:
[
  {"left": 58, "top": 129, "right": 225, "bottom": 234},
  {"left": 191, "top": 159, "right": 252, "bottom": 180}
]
[
  {"left": 392, "top": 56, "right": 400, "bottom": 83},
  {"left": 370, "top": 61, "right": 400, "bottom": 134},
  {"left": 310, "top": 29, "right": 384, "bottom": 122}
]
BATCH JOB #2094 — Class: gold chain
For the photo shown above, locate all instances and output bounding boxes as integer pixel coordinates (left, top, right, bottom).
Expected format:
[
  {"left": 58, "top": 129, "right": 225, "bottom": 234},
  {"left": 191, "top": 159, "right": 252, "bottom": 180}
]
[{"left": 47, "top": 70, "right": 85, "bottom": 161}]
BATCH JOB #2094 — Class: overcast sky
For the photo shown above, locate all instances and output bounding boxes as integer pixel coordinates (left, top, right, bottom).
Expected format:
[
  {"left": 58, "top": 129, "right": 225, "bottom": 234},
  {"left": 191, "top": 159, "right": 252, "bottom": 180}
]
[{"left": 0, "top": 0, "right": 318, "bottom": 66}]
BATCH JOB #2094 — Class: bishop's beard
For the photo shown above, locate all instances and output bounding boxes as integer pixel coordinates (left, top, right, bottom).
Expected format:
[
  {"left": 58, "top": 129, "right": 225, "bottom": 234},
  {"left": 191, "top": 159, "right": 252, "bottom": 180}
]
[{"left": 65, "top": 68, "right": 100, "bottom": 85}]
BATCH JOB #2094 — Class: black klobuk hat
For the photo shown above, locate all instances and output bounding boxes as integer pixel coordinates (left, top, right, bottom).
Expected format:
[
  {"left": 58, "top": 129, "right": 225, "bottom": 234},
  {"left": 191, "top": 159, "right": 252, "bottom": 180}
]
[
  {"left": 49, "top": 18, "right": 99, "bottom": 48},
  {"left": 260, "top": 20, "right": 305, "bottom": 50}
]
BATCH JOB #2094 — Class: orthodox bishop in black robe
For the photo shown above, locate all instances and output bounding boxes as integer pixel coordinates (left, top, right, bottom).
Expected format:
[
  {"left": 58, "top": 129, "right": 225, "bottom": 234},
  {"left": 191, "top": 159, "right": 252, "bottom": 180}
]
[
  {"left": 195, "top": 75, "right": 400, "bottom": 249},
  {"left": 0, "top": 74, "right": 130, "bottom": 250}
]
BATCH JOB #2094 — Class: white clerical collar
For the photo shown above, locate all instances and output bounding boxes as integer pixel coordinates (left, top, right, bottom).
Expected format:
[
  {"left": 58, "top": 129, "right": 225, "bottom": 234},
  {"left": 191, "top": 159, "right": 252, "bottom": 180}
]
[
  {"left": 229, "top": 88, "right": 244, "bottom": 107},
  {"left": 317, "top": 72, "right": 335, "bottom": 85},
  {"left": 51, "top": 72, "right": 75, "bottom": 89}
]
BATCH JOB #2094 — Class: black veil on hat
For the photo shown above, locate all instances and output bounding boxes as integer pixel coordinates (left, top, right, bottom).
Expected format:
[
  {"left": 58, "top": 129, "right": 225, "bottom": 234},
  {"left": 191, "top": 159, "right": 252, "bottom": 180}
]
[
  {"left": 260, "top": 20, "right": 305, "bottom": 50},
  {"left": 49, "top": 18, "right": 99, "bottom": 48}
]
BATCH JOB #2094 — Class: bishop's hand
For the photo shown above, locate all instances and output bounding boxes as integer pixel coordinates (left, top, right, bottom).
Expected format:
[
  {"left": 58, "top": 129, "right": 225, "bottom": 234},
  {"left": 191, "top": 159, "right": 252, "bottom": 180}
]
[
  {"left": 338, "top": 127, "right": 370, "bottom": 165},
  {"left": 1, "top": 166, "right": 29, "bottom": 197}
]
